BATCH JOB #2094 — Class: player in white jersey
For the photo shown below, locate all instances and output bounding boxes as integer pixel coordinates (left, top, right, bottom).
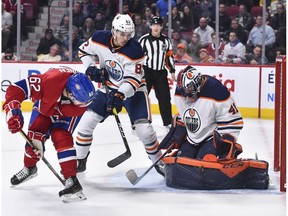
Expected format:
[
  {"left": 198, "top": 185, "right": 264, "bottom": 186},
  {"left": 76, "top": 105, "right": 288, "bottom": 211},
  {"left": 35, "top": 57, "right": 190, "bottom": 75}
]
[
  {"left": 159, "top": 65, "right": 244, "bottom": 161},
  {"left": 75, "top": 14, "right": 164, "bottom": 175}
]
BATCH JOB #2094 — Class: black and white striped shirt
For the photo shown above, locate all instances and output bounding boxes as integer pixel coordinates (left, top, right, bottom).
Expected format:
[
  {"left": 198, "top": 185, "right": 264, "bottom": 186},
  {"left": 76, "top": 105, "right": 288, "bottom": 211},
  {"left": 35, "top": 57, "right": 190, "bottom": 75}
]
[{"left": 139, "top": 33, "right": 175, "bottom": 73}]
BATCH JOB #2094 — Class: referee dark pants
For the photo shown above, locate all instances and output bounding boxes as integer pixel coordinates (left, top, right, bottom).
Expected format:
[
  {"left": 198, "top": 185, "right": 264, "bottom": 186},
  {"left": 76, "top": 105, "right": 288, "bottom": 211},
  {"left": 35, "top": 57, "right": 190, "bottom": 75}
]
[{"left": 144, "top": 66, "right": 172, "bottom": 126}]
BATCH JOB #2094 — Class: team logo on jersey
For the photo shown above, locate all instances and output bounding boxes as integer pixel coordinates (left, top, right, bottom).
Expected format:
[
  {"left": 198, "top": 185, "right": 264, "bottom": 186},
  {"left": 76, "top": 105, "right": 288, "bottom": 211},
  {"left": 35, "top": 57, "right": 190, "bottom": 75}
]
[
  {"left": 162, "top": 44, "right": 168, "bottom": 52},
  {"left": 183, "top": 108, "right": 201, "bottom": 133},
  {"left": 105, "top": 60, "right": 124, "bottom": 81}
]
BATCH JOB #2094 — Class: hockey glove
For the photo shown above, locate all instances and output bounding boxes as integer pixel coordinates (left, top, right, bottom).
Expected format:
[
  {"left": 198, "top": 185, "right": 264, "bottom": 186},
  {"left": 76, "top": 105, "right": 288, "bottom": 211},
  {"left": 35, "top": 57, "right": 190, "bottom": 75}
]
[
  {"left": 158, "top": 115, "right": 187, "bottom": 150},
  {"left": 107, "top": 91, "right": 125, "bottom": 115},
  {"left": 213, "top": 130, "right": 243, "bottom": 161},
  {"left": 4, "top": 100, "right": 24, "bottom": 134},
  {"left": 85, "top": 66, "right": 108, "bottom": 83},
  {"left": 25, "top": 131, "right": 46, "bottom": 161}
]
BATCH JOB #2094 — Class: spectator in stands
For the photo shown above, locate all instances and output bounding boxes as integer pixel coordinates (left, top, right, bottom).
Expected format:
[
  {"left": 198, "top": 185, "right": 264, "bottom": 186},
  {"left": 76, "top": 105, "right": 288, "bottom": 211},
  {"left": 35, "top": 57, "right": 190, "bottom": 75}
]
[
  {"left": 276, "top": 47, "right": 286, "bottom": 59},
  {"left": 142, "top": 7, "right": 155, "bottom": 28},
  {"left": 4, "top": 0, "right": 27, "bottom": 41},
  {"left": 98, "top": 0, "right": 118, "bottom": 30},
  {"left": 56, "top": 14, "right": 78, "bottom": 42},
  {"left": 234, "top": 4, "right": 254, "bottom": 33},
  {"left": 61, "top": 28, "right": 84, "bottom": 62},
  {"left": 156, "top": 0, "right": 176, "bottom": 18},
  {"left": 36, "top": 28, "right": 62, "bottom": 57},
  {"left": 37, "top": 44, "right": 61, "bottom": 62},
  {"left": 174, "top": 43, "right": 193, "bottom": 63},
  {"left": 186, "top": 32, "right": 202, "bottom": 63},
  {"left": 212, "top": 3, "right": 231, "bottom": 38},
  {"left": 222, "top": 31, "right": 246, "bottom": 64},
  {"left": 194, "top": 17, "right": 215, "bottom": 48},
  {"left": 163, "top": 6, "right": 182, "bottom": 33},
  {"left": 199, "top": 0, "right": 216, "bottom": 25},
  {"left": 269, "top": 0, "right": 284, "bottom": 16},
  {"left": 72, "top": 1, "right": 86, "bottom": 30},
  {"left": 270, "top": 3, "right": 286, "bottom": 33},
  {"left": 199, "top": 48, "right": 215, "bottom": 64},
  {"left": 123, "top": 1, "right": 134, "bottom": 17},
  {"left": 224, "top": 18, "right": 247, "bottom": 44},
  {"left": 183, "top": 0, "right": 201, "bottom": 28},
  {"left": 246, "top": 15, "right": 276, "bottom": 62},
  {"left": 134, "top": 13, "right": 150, "bottom": 40},
  {"left": 180, "top": 5, "right": 194, "bottom": 32},
  {"left": 2, "top": 48, "right": 17, "bottom": 61},
  {"left": 2, "top": 2, "right": 13, "bottom": 52},
  {"left": 171, "top": 31, "right": 188, "bottom": 53},
  {"left": 206, "top": 32, "right": 225, "bottom": 60},
  {"left": 129, "top": 0, "right": 146, "bottom": 15},
  {"left": 245, "top": 44, "right": 268, "bottom": 65},
  {"left": 79, "top": 17, "right": 96, "bottom": 41},
  {"left": 81, "top": 0, "right": 97, "bottom": 19},
  {"left": 274, "top": 26, "right": 286, "bottom": 54},
  {"left": 94, "top": 11, "right": 106, "bottom": 30}
]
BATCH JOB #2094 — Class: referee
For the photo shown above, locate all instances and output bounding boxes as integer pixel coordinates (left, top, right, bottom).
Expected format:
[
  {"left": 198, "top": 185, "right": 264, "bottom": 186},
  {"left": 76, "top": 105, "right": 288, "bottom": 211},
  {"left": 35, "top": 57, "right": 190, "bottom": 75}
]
[{"left": 139, "top": 16, "right": 176, "bottom": 129}]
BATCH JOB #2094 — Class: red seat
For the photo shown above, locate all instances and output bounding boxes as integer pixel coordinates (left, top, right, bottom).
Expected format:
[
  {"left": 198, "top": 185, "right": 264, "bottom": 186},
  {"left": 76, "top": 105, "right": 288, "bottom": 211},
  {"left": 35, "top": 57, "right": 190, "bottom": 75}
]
[
  {"left": 225, "top": 5, "right": 239, "bottom": 18},
  {"left": 251, "top": 6, "right": 263, "bottom": 18}
]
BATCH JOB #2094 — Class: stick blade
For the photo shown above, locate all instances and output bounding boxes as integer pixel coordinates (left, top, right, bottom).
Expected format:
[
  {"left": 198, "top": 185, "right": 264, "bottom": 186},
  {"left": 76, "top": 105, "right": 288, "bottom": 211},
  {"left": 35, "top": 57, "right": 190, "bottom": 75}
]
[
  {"left": 126, "top": 169, "right": 140, "bottom": 185},
  {"left": 107, "top": 151, "right": 131, "bottom": 168}
]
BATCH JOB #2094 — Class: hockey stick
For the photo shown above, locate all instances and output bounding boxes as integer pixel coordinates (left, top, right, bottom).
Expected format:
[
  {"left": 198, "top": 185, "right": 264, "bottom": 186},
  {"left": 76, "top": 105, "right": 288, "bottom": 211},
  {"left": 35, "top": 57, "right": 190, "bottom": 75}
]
[
  {"left": 126, "top": 143, "right": 175, "bottom": 185},
  {"left": 102, "top": 81, "right": 131, "bottom": 168},
  {"left": 20, "top": 130, "right": 65, "bottom": 185}
]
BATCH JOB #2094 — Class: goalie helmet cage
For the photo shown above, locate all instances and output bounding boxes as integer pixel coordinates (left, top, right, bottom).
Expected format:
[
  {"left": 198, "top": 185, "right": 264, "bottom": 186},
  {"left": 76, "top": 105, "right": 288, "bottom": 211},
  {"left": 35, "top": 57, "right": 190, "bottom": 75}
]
[{"left": 274, "top": 55, "right": 286, "bottom": 192}]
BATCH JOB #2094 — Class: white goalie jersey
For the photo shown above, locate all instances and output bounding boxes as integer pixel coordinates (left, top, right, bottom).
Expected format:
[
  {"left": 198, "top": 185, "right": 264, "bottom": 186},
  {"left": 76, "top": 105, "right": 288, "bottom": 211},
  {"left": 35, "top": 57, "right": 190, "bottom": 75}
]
[
  {"left": 78, "top": 30, "right": 146, "bottom": 98},
  {"left": 174, "top": 75, "right": 244, "bottom": 145}
]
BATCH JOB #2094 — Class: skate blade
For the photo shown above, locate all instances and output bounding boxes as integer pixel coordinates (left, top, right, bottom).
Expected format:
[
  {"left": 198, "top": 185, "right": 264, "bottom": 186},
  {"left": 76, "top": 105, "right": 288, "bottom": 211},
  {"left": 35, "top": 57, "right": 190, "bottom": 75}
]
[
  {"left": 10, "top": 173, "right": 38, "bottom": 188},
  {"left": 61, "top": 191, "right": 87, "bottom": 203}
]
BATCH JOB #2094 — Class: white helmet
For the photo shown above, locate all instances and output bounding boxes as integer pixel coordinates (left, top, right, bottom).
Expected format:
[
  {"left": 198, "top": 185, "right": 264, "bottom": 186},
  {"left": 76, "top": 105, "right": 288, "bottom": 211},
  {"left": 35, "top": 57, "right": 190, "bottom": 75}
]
[
  {"left": 112, "top": 14, "right": 135, "bottom": 38},
  {"left": 178, "top": 66, "right": 202, "bottom": 95}
]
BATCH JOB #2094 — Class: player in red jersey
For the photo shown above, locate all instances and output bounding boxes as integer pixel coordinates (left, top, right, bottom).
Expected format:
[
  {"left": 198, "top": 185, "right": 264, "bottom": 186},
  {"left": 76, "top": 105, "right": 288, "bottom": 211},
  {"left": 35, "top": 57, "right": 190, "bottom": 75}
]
[{"left": 2, "top": 66, "right": 95, "bottom": 202}]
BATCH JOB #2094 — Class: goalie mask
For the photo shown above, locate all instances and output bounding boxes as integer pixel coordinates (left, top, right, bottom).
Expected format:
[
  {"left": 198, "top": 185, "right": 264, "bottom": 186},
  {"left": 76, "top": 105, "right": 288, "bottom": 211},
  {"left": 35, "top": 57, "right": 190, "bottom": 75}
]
[
  {"left": 66, "top": 73, "right": 95, "bottom": 107},
  {"left": 177, "top": 66, "right": 202, "bottom": 100},
  {"left": 112, "top": 14, "right": 135, "bottom": 38}
]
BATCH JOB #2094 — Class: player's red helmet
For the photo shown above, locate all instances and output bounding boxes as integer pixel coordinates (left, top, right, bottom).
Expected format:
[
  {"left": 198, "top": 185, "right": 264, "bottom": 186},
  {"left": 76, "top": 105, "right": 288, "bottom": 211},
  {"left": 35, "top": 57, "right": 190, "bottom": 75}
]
[{"left": 66, "top": 73, "right": 95, "bottom": 107}]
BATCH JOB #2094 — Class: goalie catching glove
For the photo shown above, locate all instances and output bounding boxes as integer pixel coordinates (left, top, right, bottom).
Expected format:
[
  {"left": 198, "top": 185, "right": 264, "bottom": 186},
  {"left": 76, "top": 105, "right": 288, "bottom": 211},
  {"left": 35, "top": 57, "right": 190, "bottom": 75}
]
[
  {"left": 107, "top": 91, "right": 125, "bottom": 115},
  {"left": 85, "top": 66, "right": 108, "bottom": 83},
  {"left": 158, "top": 115, "right": 187, "bottom": 150},
  {"left": 4, "top": 100, "right": 24, "bottom": 134},
  {"left": 25, "top": 131, "right": 46, "bottom": 162}
]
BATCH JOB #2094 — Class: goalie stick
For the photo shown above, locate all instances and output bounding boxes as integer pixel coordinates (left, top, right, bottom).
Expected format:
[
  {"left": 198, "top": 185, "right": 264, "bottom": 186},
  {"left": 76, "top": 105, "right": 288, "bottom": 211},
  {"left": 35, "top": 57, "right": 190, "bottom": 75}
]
[
  {"left": 126, "top": 144, "right": 175, "bottom": 185},
  {"left": 20, "top": 130, "right": 65, "bottom": 186},
  {"left": 102, "top": 80, "right": 131, "bottom": 168}
]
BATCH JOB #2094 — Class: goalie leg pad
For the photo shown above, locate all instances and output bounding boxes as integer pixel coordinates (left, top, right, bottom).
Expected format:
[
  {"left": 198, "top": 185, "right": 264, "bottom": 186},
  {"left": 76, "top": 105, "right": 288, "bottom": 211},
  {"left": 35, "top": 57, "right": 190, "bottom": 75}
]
[{"left": 163, "top": 157, "right": 269, "bottom": 190}]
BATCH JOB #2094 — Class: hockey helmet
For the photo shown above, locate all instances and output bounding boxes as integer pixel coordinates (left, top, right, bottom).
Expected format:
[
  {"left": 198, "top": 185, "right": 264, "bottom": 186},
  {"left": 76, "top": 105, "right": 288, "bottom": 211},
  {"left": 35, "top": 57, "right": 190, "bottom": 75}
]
[
  {"left": 178, "top": 65, "right": 202, "bottom": 95},
  {"left": 112, "top": 14, "right": 135, "bottom": 38},
  {"left": 66, "top": 73, "right": 95, "bottom": 107},
  {"left": 150, "top": 16, "right": 163, "bottom": 25}
]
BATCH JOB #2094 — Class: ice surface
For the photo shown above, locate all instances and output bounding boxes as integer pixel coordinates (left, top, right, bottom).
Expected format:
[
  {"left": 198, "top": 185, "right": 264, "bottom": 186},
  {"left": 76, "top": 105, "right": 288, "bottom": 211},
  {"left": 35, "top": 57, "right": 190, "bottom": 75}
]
[{"left": 1, "top": 112, "right": 286, "bottom": 216}]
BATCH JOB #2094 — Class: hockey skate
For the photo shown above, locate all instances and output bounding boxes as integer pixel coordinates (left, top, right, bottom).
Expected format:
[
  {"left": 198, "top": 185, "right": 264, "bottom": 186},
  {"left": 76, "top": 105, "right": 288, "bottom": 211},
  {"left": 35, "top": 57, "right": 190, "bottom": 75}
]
[
  {"left": 10, "top": 166, "right": 38, "bottom": 186},
  {"left": 59, "top": 176, "right": 86, "bottom": 202},
  {"left": 77, "top": 151, "right": 90, "bottom": 173}
]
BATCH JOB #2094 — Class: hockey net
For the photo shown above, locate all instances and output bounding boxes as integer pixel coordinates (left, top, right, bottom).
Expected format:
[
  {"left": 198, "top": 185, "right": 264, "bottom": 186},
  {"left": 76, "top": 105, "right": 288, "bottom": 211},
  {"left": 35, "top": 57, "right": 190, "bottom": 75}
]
[{"left": 274, "top": 55, "right": 286, "bottom": 192}]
